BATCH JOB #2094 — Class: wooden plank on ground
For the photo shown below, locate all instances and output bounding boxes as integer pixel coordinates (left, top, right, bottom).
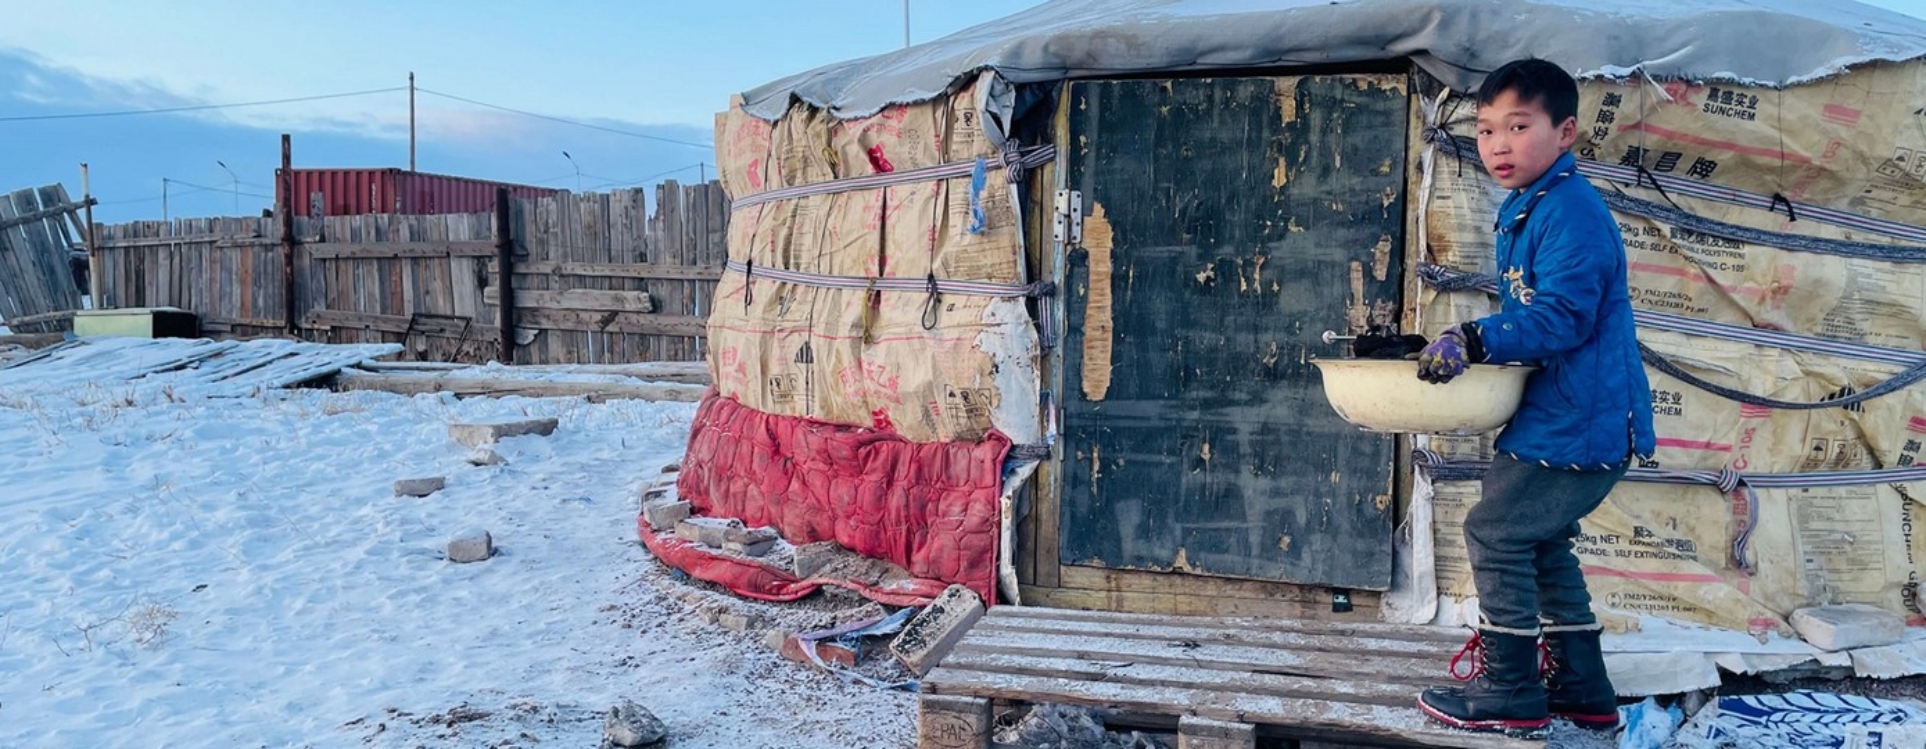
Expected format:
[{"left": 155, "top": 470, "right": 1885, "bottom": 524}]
[
  {"left": 1020, "top": 585, "right": 1360, "bottom": 622},
  {"left": 921, "top": 669, "right": 1537, "bottom": 749},
  {"left": 306, "top": 241, "right": 496, "bottom": 259},
  {"left": 4, "top": 310, "right": 77, "bottom": 328},
  {"left": 482, "top": 287, "right": 655, "bottom": 313},
  {"left": 937, "top": 650, "right": 1421, "bottom": 707},
  {"left": 0, "top": 332, "right": 65, "bottom": 349},
  {"left": 985, "top": 603, "right": 1461, "bottom": 644},
  {"left": 333, "top": 370, "right": 706, "bottom": 402},
  {"left": 949, "top": 628, "right": 1442, "bottom": 687},
  {"left": 357, "top": 360, "right": 709, "bottom": 383},
  {"left": 970, "top": 614, "right": 1450, "bottom": 659}
]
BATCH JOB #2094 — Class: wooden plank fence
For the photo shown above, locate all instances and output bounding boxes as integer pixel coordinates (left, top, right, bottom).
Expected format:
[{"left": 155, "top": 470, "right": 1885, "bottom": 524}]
[
  {"left": 0, "top": 185, "right": 92, "bottom": 334},
  {"left": 88, "top": 180, "right": 727, "bottom": 364}
]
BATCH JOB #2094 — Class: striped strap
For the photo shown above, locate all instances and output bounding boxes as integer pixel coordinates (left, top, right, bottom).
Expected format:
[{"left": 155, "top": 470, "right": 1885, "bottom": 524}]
[
  {"left": 730, "top": 145, "right": 1056, "bottom": 211},
  {"left": 1425, "top": 129, "right": 1926, "bottom": 246},
  {"left": 726, "top": 260, "right": 1053, "bottom": 298},
  {"left": 1412, "top": 450, "right": 1926, "bottom": 575},
  {"left": 1419, "top": 263, "right": 1926, "bottom": 368},
  {"left": 1600, "top": 190, "right": 1926, "bottom": 264},
  {"left": 726, "top": 260, "right": 1059, "bottom": 351}
]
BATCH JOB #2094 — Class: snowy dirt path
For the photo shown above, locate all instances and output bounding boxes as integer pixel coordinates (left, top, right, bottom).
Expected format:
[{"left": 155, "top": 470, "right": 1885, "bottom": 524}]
[{"left": 0, "top": 380, "right": 913, "bottom": 748}]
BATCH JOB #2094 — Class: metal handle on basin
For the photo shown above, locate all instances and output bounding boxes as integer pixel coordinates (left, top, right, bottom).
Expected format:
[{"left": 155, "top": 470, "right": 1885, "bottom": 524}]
[{"left": 1320, "top": 330, "right": 1356, "bottom": 345}]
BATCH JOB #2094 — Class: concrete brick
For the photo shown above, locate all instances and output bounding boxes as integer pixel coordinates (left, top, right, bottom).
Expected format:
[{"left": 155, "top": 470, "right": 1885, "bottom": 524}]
[
  {"left": 1792, "top": 604, "right": 1904, "bottom": 651},
  {"left": 447, "top": 528, "right": 493, "bottom": 563},
  {"left": 716, "top": 611, "right": 765, "bottom": 633},
  {"left": 465, "top": 448, "right": 506, "bottom": 466},
  {"left": 791, "top": 541, "right": 848, "bottom": 579},
  {"left": 674, "top": 517, "right": 742, "bottom": 548},
  {"left": 640, "top": 482, "right": 673, "bottom": 502},
  {"left": 448, "top": 417, "right": 559, "bottom": 448},
  {"left": 394, "top": 476, "right": 446, "bottom": 497},
  {"left": 642, "top": 500, "right": 692, "bottom": 532},
  {"left": 917, "top": 695, "right": 991, "bottom": 749},
  {"left": 889, "top": 584, "right": 985, "bottom": 675},
  {"left": 723, "top": 538, "right": 777, "bottom": 557},
  {"left": 764, "top": 629, "right": 791, "bottom": 652},
  {"left": 723, "top": 525, "right": 778, "bottom": 545},
  {"left": 1179, "top": 716, "right": 1256, "bottom": 749}
]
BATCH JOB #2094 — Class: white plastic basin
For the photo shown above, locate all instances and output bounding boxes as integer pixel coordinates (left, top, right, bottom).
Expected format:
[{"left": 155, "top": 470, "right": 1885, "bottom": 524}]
[{"left": 1311, "top": 358, "right": 1537, "bottom": 435}]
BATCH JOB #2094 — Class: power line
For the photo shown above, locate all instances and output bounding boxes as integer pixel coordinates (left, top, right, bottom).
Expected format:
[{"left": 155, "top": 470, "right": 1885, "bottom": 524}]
[
  {"left": 590, "top": 162, "right": 713, "bottom": 189},
  {"left": 165, "top": 178, "right": 272, "bottom": 200},
  {"left": 416, "top": 88, "right": 711, "bottom": 150},
  {"left": 98, "top": 183, "right": 219, "bottom": 206},
  {"left": 0, "top": 86, "right": 408, "bottom": 122}
]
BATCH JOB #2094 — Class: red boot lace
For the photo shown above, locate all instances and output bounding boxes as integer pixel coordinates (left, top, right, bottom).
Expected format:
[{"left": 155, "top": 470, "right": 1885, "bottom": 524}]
[{"left": 1448, "top": 632, "right": 1486, "bottom": 680}]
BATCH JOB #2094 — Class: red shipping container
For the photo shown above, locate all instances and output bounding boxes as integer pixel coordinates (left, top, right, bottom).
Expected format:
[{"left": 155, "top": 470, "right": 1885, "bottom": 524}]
[{"left": 275, "top": 168, "right": 564, "bottom": 217}]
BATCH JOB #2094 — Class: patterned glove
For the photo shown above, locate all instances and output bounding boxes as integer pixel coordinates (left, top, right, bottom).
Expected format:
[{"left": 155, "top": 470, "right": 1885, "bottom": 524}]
[{"left": 1416, "top": 327, "right": 1472, "bottom": 384}]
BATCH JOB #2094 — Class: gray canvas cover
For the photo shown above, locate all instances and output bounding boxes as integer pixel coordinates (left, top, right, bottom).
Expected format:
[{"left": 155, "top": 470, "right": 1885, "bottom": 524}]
[{"left": 740, "top": 0, "right": 1926, "bottom": 120}]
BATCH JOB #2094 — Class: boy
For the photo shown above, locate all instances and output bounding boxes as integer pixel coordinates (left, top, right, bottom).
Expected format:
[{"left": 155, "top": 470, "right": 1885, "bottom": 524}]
[{"left": 1412, "top": 58, "right": 1655, "bottom": 737}]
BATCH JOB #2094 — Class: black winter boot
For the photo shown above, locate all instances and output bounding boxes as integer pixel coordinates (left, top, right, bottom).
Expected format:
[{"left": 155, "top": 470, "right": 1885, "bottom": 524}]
[
  {"left": 1417, "top": 629, "right": 1551, "bottom": 738},
  {"left": 1544, "top": 624, "right": 1620, "bottom": 730}
]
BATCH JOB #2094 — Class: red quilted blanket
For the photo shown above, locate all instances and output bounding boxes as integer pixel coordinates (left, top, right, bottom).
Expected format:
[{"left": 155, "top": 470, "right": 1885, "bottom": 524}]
[{"left": 666, "top": 392, "right": 1008, "bottom": 605}]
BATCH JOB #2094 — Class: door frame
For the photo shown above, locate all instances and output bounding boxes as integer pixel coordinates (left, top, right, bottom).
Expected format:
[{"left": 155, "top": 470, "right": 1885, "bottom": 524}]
[{"left": 1016, "top": 65, "right": 1432, "bottom": 618}]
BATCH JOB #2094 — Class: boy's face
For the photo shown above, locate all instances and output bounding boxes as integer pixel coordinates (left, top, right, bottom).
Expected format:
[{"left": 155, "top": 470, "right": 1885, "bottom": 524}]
[{"left": 1475, "top": 89, "right": 1578, "bottom": 190}]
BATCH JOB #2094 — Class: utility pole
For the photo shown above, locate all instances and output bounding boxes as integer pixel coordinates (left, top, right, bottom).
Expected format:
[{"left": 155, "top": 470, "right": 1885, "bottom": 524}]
[
  {"left": 903, "top": 0, "right": 911, "bottom": 48},
  {"left": 409, "top": 72, "right": 417, "bottom": 172},
  {"left": 82, "top": 163, "right": 100, "bottom": 305},
  {"left": 281, "top": 134, "right": 297, "bottom": 334},
  {"left": 162, "top": 178, "right": 169, "bottom": 221}
]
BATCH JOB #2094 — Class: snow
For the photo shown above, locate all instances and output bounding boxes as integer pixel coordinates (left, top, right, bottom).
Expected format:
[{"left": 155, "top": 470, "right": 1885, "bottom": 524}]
[{"left": 0, "top": 366, "right": 915, "bottom": 747}]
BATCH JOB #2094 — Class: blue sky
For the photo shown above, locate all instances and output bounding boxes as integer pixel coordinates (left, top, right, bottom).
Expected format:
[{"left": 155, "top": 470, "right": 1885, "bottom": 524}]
[
  {"left": 0, "top": 1, "right": 1043, "bottom": 222},
  {"left": 1, "top": 0, "right": 1922, "bottom": 223}
]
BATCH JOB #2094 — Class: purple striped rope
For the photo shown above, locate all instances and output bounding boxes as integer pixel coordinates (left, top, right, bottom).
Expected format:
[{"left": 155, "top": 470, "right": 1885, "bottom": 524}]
[
  {"left": 1419, "top": 264, "right": 1926, "bottom": 368},
  {"left": 1425, "top": 129, "right": 1926, "bottom": 245},
  {"left": 730, "top": 146, "right": 1055, "bottom": 211},
  {"left": 724, "top": 260, "right": 1059, "bottom": 351},
  {"left": 1413, "top": 450, "right": 1926, "bottom": 574}
]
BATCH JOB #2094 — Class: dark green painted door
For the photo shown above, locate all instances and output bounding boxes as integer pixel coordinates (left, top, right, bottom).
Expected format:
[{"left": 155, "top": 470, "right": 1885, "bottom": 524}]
[{"left": 1057, "top": 75, "right": 1408, "bottom": 590}]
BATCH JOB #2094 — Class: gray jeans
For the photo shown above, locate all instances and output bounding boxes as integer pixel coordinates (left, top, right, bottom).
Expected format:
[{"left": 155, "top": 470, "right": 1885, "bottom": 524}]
[{"left": 1465, "top": 454, "right": 1628, "bottom": 633}]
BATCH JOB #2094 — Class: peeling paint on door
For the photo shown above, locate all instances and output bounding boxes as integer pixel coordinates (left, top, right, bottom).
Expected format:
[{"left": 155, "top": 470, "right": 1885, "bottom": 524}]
[
  {"left": 1371, "top": 235, "right": 1393, "bottom": 281},
  {"left": 1347, "top": 260, "right": 1369, "bottom": 332},
  {"left": 1080, "top": 203, "right": 1116, "bottom": 401}
]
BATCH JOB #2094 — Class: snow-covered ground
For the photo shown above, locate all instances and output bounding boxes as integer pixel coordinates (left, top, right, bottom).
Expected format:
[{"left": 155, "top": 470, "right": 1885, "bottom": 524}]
[{"left": 0, "top": 362, "right": 914, "bottom": 747}]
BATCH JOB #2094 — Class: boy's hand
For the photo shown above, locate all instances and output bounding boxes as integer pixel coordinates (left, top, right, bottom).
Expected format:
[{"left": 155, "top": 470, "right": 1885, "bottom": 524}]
[{"left": 1416, "top": 327, "right": 1471, "bottom": 383}]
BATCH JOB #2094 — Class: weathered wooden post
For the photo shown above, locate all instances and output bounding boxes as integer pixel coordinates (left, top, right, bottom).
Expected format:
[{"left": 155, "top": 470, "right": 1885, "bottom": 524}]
[
  {"left": 280, "top": 134, "right": 297, "bottom": 334},
  {"left": 495, "top": 187, "right": 515, "bottom": 364}
]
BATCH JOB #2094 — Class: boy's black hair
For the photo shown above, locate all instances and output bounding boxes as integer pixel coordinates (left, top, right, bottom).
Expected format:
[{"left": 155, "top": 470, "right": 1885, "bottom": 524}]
[{"left": 1477, "top": 58, "right": 1579, "bottom": 126}]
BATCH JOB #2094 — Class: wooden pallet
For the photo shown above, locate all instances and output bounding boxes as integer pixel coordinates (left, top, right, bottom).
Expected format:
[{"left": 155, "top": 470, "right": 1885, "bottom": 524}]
[{"left": 918, "top": 606, "right": 1542, "bottom": 749}]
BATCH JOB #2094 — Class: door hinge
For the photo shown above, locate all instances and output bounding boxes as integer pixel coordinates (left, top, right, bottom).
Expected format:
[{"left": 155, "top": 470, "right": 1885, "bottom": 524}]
[{"left": 1053, "top": 189, "right": 1083, "bottom": 246}]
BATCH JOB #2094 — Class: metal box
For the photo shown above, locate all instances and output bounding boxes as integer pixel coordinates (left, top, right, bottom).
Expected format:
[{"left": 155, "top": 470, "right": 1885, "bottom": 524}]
[{"left": 73, "top": 308, "right": 201, "bottom": 339}]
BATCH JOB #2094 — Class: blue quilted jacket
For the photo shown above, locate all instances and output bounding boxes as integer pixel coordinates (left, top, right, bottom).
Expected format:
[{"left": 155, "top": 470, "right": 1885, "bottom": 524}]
[{"left": 1474, "top": 152, "right": 1656, "bottom": 469}]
